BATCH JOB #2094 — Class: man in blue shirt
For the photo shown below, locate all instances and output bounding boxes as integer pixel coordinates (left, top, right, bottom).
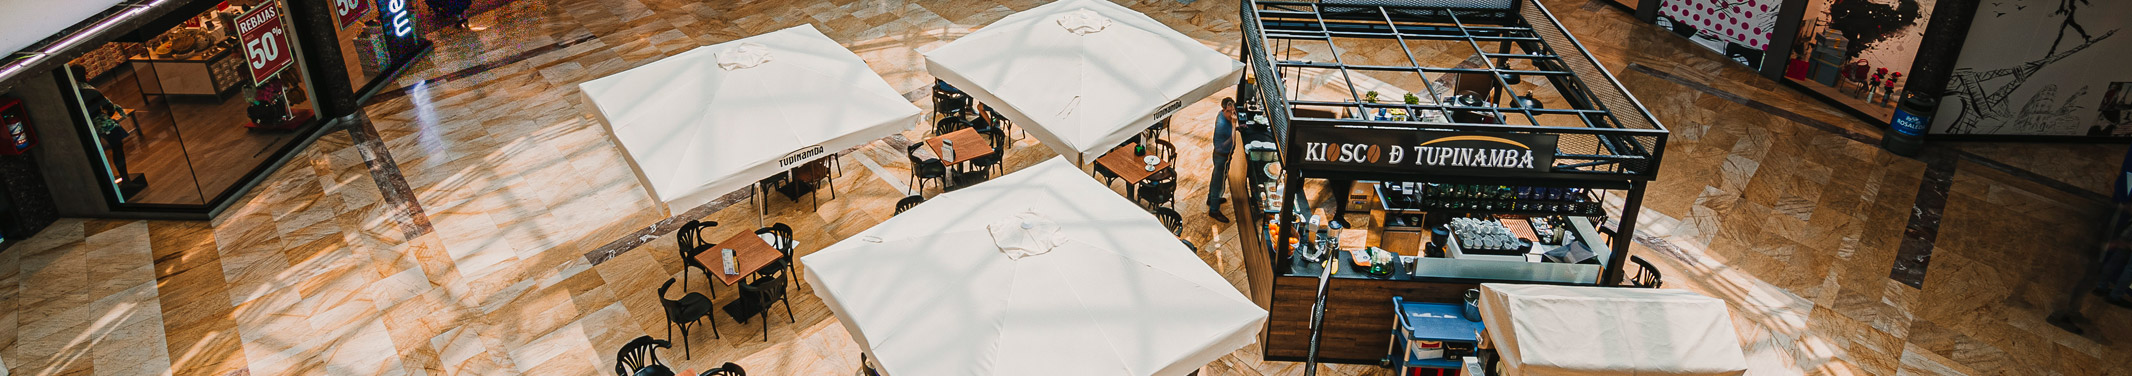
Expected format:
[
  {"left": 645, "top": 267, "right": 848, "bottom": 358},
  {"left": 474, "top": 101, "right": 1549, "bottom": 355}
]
[
  {"left": 2048, "top": 146, "right": 2132, "bottom": 332},
  {"left": 1206, "top": 98, "right": 1237, "bottom": 223},
  {"left": 2097, "top": 146, "right": 2132, "bottom": 307}
]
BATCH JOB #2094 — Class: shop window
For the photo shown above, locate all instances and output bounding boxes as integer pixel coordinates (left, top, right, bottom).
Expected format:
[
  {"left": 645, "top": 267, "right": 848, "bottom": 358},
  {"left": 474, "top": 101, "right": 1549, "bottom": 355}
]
[{"left": 63, "top": 0, "right": 320, "bottom": 206}]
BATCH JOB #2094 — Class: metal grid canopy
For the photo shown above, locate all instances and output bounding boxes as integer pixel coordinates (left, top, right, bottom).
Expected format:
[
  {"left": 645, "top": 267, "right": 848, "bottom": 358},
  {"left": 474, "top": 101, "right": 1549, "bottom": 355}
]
[{"left": 1241, "top": 0, "right": 1668, "bottom": 181}]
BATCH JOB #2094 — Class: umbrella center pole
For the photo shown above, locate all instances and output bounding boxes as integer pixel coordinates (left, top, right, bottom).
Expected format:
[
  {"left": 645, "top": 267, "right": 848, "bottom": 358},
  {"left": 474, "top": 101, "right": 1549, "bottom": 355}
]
[{"left": 1304, "top": 256, "right": 1333, "bottom": 375}]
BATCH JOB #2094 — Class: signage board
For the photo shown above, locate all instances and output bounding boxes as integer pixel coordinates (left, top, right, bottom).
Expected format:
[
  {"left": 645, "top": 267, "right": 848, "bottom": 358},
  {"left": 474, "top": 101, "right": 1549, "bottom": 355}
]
[
  {"left": 236, "top": 3, "right": 296, "bottom": 84},
  {"left": 1891, "top": 108, "right": 1928, "bottom": 137},
  {"left": 332, "top": 0, "right": 372, "bottom": 29},
  {"left": 1293, "top": 128, "right": 1557, "bottom": 175},
  {"left": 1151, "top": 99, "right": 1184, "bottom": 120},
  {"left": 375, "top": 0, "right": 422, "bottom": 57},
  {"left": 779, "top": 145, "right": 826, "bottom": 167}
]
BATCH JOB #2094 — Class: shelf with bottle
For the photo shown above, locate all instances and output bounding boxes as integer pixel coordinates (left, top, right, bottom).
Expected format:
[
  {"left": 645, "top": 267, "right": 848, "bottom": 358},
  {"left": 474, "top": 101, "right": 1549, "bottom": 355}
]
[{"left": 1376, "top": 181, "right": 1603, "bottom": 217}]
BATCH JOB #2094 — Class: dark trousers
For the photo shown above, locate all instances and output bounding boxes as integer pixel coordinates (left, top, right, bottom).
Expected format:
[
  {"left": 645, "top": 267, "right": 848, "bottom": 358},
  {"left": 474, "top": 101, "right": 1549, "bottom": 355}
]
[
  {"left": 2098, "top": 209, "right": 2132, "bottom": 299},
  {"left": 1205, "top": 152, "right": 1231, "bottom": 208}
]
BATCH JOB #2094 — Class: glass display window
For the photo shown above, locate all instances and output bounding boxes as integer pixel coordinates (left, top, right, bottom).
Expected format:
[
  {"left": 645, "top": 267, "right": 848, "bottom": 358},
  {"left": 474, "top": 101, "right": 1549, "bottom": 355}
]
[{"left": 62, "top": 0, "right": 322, "bottom": 206}]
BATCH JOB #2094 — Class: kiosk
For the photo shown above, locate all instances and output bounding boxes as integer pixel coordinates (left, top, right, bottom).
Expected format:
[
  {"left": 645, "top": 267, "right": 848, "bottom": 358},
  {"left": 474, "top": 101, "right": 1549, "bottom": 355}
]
[{"left": 1233, "top": 0, "right": 1670, "bottom": 365}]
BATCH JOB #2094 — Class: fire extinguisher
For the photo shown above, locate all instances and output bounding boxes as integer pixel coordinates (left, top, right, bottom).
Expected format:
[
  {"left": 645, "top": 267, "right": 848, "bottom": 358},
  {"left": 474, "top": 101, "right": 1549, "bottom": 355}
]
[{"left": 0, "top": 97, "right": 37, "bottom": 156}]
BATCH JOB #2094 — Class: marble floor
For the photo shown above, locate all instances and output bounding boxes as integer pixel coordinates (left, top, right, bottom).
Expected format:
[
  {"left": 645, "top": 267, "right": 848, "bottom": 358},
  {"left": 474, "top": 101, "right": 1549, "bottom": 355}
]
[{"left": 3, "top": 0, "right": 2130, "bottom": 375}]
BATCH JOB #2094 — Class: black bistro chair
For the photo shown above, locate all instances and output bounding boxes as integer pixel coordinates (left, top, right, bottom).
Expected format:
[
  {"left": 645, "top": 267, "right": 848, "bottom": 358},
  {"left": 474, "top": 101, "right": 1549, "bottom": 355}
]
[
  {"left": 1150, "top": 139, "right": 1178, "bottom": 162},
  {"left": 971, "top": 117, "right": 1006, "bottom": 151},
  {"left": 699, "top": 363, "right": 747, "bottom": 376},
  {"left": 932, "top": 80, "right": 971, "bottom": 126},
  {"left": 614, "top": 336, "right": 672, "bottom": 376},
  {"left": 906, "top": 143, "right": 947, "bottom": 196},
  {"left": 1093, "top": 163, "right": 1123, "bottom": 190},
  {"left": 1134, "top": 175, "right": 1178, "bottom": 210},
  {"left": 1151, "top": 207, "right": 1184, "bottom": 236},
  {"left": 732, "top": 268, "right": 796, "bottom": 341},
  {"left": 894, "top": 195, "right": 927, "bottom": 215},
  {"left": 1627, "top": 255, "right": 1664, "bottom": 289},
  {"left": 755, "top": 173, "right": 791, "bottom": 216},
  {"left": 755, "top": 223, "right": 798, "bottom": 286},
  {"left": 676, "top": 220, "right": 717, "bottom": 299},
  {"left": 792, "top": 159, "right": 835, "bottom": 210},
  {"left": 658, "top": 278, "right": 718, "bottom": 359},
  {"left": 983, "top": 107, "right": 1019, "bottom": 142},
  {"left": 934, "top": 116, "right": 968, "bottom": 136}
]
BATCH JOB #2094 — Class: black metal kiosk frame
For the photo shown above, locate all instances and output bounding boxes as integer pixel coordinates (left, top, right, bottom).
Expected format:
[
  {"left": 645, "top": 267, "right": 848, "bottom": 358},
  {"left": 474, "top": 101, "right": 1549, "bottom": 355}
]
[{"left": 1235, "top": 0, "right": 1669, "bottom": 365}]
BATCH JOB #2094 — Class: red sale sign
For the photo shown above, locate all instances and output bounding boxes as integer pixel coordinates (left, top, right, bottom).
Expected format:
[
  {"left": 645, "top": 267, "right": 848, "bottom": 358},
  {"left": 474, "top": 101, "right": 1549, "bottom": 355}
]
[
  {"left": 237, "top": 3, "right": 295, "bottom": 84},
  {"left": 332, "top": 0, "right": 372, "bottom": 29}
]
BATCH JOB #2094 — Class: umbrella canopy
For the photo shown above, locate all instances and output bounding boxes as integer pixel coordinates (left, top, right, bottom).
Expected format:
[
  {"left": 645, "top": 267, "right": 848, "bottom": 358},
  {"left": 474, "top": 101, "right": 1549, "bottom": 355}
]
[
  {"left": 580, "top": 24, "right": 920, "bottom": 213},
  {"left": 925, "top": 0, "right": 1243, "bottom": 164},
  {"left": 1478, "top": 283, "right": 1748, "bottom": 376},
  {"left": 803, "top": 157, "right": 1266, "bottom": 376}
]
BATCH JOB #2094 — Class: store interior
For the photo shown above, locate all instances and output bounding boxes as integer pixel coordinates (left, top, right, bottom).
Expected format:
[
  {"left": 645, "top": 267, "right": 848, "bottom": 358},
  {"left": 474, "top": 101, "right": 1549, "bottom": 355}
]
[{"left": 66, "top": 0, "right": 317, "bottom": 205}]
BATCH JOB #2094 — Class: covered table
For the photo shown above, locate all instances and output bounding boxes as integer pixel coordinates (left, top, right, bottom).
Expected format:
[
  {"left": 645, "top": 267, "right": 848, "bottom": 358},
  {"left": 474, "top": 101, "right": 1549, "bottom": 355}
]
[
  {"left": 579, "top": 24, "right": 921, "bottom": 214},
  {"left": 802, "top": 157, "right": 1267, "bottom": 375},
  {"left": 1477, "top": 284, "right": 1748, "bottom": 376},
  {"left": 924, "top": 0, "right": 1243, "bottom": 165}
]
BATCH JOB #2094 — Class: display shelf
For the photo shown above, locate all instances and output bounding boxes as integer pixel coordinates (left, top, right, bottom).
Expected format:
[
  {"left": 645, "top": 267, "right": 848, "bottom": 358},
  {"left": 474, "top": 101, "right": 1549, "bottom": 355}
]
[{"left": 1375, "top": 183, "right": 1604, "bottom": 217}]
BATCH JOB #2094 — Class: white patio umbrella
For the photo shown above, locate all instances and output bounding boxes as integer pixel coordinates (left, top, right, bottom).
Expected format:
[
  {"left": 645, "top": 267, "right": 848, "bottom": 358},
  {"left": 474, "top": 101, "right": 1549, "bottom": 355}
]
[
  {"left": 803, "top": 157, "right": 1266, "bottom": 375},
  {"left": 925, "top": 0, "right": 1244, "bottom": 165},
  {"left": 580, "top": 24, "right": 921, "bottom": 214},
  {"left": 1478, "top": 283, "right": 1748, "bottom": 376}
]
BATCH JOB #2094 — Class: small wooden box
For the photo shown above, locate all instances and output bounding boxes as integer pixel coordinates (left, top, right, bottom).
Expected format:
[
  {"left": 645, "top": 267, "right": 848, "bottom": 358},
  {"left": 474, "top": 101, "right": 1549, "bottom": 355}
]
[
  {"left": 1382, "top": 226, "right": 1425, "bottom": 257},
  {"left": 1346, "top": 181, "right": 1379, "bottom": 212}
]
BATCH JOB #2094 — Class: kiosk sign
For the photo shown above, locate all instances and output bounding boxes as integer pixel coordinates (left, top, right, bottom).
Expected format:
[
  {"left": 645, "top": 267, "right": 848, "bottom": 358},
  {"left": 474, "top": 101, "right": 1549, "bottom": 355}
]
[
  {"left": 237, "top": 3, "right": 295, "bottom": 84},
  {"left": 1295, "top": 128, "right": 1557, "bottom": 174}
]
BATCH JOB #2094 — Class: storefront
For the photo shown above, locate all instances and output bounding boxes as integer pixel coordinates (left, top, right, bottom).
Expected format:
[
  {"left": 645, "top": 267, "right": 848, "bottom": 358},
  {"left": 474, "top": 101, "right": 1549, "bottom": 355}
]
[
  {"left": 0, "top": 0, "right": 430, "bottom": 221},
  {"left": 1616, "top": 0, "right": 2124, "bottom": 141},
  {"left": 1236, "top": 0, "right": 1669, "bottom": 365}
]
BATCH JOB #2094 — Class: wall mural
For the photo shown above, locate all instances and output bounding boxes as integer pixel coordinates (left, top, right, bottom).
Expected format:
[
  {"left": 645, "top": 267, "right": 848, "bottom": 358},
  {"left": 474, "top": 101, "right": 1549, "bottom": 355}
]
[
  {"left": 1930, "top": 0, "right": 2127, "bottom": 136},
  {"left": 1655, "top": 0, "right": 1782, "bottom": 70},
  {"left": 1782, "top": 0, "right": 1936, "bottom": 115}
]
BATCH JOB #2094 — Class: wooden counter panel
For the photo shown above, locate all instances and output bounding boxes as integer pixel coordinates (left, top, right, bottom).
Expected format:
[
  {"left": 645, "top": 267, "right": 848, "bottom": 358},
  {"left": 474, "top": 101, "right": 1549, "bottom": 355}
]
[{"left": 1264, "top": 275, "right": 1476, "bottom": 364}]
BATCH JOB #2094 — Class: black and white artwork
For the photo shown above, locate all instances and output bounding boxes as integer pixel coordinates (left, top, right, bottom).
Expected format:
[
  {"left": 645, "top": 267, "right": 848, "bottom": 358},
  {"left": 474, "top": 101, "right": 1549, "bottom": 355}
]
[
  {"left": 2090, "top": 82, "right": 2132, "bottom": 136},
  {"left": 1932, "top": 0, "right": 2128, "bottom": 136}
]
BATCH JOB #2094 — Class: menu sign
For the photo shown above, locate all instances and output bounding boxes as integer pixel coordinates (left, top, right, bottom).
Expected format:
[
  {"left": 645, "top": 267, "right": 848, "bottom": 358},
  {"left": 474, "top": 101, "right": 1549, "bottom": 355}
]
[
  {"left": 332, "top": 0, "right": 372, "bottom": 29},
  {"left": 236, "top": 3, "right": 296, "bottom": 84},
  {"left": 1294, "top": 128, "right": 1557, "bottom": 174}
]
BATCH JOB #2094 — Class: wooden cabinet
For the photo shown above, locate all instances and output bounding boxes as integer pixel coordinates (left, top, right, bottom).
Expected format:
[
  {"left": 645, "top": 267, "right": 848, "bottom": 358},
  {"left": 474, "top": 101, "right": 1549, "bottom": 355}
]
[{"left": 132, "top": 47, "right": 245, "bottom": 97}]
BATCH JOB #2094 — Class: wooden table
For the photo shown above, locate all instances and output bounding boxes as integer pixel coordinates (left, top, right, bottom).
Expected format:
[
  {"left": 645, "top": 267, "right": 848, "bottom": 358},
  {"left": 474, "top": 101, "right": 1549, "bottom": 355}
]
[
  {"left": 695, "top": 230, "right": 785, "bottom": 286},
  {"left": 924, "top": 127, "right": 995, "bottom": 164},
  {"left": 924, "top": 128, "right": 998, "bottom": 186},
  {"left": 1095, "top": 142, "right": 1172, "bottom": 186}
]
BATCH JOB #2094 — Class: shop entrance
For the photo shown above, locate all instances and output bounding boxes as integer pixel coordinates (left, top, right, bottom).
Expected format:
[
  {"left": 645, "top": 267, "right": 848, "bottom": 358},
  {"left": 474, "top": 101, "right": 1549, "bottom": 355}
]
[{"left": 65, "top": 0, "right": 319, "bottom": 206}]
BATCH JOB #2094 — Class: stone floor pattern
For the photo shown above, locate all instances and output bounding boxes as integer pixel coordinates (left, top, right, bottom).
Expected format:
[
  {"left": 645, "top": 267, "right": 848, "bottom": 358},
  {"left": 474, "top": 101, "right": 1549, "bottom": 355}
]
[{"left": 3, "top": 0, "right": 2130, "bottom": 375}]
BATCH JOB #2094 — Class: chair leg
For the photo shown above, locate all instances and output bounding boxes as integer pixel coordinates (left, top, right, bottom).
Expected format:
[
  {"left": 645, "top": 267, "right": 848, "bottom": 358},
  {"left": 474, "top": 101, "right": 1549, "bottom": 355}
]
[
  {"left": 679, "top": 324, "right": 691, "bottom": 359},
  {"left": 705, "top": 315, "right": 719, "bottom": 339},
  {"left": 761, "top": 312, "right": 770, "bottom": 342},
  {"left": 784, "top": 298, "right": 795, "bottom": 323}
]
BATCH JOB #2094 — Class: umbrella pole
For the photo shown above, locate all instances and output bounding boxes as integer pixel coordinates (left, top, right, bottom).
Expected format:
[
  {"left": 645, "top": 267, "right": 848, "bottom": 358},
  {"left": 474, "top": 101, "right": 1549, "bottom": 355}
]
[{"left": 1304, "top": 260, "right": 1333, "bottom": 376}]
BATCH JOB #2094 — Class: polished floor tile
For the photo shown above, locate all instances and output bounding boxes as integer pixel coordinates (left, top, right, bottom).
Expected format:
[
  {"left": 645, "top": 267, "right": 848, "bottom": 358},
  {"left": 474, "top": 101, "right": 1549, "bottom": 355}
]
[{"left": 1, "top": 0, "right": 2127, "bottom": 375}]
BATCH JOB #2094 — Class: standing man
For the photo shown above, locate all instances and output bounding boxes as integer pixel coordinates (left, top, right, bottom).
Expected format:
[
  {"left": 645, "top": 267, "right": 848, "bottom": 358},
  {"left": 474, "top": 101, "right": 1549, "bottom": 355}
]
[
  {"left": 1207, "top": 98, "right": 1236, "bottom": 223},
  {"left": 2096, "top": 146, "right": 2132, "bottom": 307},
  {"left": 2051, "top": 145, "right": 2132, "bottom": 333}
]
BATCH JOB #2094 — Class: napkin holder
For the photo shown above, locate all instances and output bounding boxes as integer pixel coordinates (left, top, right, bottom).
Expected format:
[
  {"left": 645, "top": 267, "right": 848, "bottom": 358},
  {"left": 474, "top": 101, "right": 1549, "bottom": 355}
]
[{"left": 720, "top": 248, "right": 738, "bottom": 275}]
